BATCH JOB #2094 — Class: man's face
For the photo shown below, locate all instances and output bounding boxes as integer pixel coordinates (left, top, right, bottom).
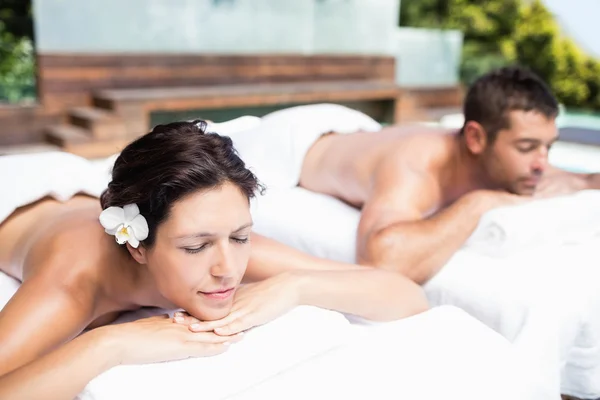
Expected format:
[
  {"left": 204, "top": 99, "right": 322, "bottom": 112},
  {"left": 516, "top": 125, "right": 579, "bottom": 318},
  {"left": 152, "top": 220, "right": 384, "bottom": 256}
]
[{"left": 482, "top": 110, "right": 558, "bottom": 195}]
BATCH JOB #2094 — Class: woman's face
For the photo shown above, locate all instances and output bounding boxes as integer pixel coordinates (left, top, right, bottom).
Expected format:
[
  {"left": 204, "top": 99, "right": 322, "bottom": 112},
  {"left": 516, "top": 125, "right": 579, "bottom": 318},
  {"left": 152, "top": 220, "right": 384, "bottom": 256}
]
[{"left": 145, "top": 182, "right": 253, "bottom": 321}]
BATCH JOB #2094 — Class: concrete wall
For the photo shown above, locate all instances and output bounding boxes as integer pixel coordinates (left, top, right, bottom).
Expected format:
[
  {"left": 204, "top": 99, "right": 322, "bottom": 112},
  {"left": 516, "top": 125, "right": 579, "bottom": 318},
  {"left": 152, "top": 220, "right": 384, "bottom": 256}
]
[
  {"left": 393, "top": 27, "right": 463, "bottom": 88},
  {"left": 33, "top": 0, "right": 398, "bottom": 55},
  {"left": 33, "top": 0, "right": 462, "bottom": 86}
]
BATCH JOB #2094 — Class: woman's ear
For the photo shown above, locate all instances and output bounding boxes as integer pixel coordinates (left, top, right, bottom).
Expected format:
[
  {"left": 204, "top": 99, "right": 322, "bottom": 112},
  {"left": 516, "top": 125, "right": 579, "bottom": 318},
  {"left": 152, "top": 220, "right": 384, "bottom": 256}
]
[
  {"left": 463, "top": 121, "right": 488, "bottom": 155},
  {"left": 127, "top": 243, "right": 148, "bottom": 265}
]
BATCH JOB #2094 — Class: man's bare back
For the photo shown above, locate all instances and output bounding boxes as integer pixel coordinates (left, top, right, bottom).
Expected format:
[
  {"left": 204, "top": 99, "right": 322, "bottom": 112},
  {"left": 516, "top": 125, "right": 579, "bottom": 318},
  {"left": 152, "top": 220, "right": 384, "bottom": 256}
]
[{"left": 300, "top": 125, "right": 460, "bottom": 210}]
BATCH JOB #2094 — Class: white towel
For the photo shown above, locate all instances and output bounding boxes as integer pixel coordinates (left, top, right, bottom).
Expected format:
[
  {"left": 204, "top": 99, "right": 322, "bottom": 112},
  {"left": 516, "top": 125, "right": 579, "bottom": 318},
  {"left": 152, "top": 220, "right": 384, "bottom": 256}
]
[
  {"left": 228, "top": 306, "right": 550, "bottom": 400},
  {"left": 225, "top": 104, "right": 381, "bottom": 190},
  {"left": 247, "top": 185, "right": 600, "bottom": 398},
  {"left": 206, "top": 116, "right": 262, "bottom": 136},
  {"left": 0, "top": 116, "right": 265, "bottom": 225},
  {"left": 0, "top": 152, "right": 113, "bottom": 224},
  {"left": 464, "top": 190, "right": 600, "bottom": 258},
  {"left": 78, "top": 306, "right": 353, "bottom": 400}
]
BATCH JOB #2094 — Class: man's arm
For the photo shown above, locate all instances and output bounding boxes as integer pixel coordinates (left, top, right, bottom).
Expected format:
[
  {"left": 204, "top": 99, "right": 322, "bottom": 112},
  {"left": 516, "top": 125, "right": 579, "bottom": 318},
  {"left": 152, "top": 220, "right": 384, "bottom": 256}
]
[
  {"left": 588, "top": 173, "right": 600, "bottom": 189},
  {"left": 536, "top": 166, "right": 600, "bottom": 197},
  {"left": 357, "top": 167, "right": 524, "bottom": 284}
]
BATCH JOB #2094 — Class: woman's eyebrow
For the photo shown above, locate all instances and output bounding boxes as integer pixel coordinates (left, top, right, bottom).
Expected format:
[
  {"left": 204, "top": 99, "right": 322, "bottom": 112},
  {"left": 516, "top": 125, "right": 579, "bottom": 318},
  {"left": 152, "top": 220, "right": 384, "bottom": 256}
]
[
  {"left": 174, "top": 222, "right": 253, "bottom": 240},
  {"left": 231, "top": 222, "right": 253, "bottom": 233}
]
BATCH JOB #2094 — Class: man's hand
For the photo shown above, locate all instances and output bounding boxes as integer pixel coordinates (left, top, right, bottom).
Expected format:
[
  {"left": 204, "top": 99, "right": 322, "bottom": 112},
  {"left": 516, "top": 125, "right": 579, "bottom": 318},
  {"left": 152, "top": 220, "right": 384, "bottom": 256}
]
[{"left": 534, "top": 173, "right": 587, "bottom": 199}]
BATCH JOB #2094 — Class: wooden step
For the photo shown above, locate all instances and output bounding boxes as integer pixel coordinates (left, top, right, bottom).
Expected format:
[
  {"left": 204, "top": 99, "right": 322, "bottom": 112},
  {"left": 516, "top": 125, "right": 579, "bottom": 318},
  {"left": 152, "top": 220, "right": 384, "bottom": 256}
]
[
  {"left": 403, "top": 85, "right": 464, "bottom": 109},
  {"left": 45, "top": 124, "right": 92, "bottom": 146},
  {"left": 63, "top": 138, "right": 133, "bottom": 159},
  {"left": 68, "top": 107, "right": 128, "bottom": 140},
  {"left": 45, "top": 124, "right": 134, "bottom": 159}
]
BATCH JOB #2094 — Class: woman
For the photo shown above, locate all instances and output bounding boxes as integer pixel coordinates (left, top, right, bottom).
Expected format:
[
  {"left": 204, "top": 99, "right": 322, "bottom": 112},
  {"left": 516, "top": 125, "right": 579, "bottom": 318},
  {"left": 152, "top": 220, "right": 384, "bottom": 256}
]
[{"left": 0, "top": 120, "right": 428, "bottom": 399}]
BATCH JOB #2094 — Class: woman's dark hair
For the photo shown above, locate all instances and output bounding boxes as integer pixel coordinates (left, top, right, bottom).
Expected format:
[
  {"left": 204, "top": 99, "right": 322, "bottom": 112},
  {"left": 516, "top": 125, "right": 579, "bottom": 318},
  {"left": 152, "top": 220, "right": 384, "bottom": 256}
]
[{"left": 100, "top": 120, "right": 263, "bottom": 247}]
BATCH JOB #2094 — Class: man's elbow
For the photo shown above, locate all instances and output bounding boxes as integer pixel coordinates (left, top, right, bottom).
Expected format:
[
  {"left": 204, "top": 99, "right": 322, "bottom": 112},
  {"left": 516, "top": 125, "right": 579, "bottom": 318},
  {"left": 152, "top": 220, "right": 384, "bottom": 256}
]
[{"left": 360, "top": 229, "right": 431, "bottom": 285}]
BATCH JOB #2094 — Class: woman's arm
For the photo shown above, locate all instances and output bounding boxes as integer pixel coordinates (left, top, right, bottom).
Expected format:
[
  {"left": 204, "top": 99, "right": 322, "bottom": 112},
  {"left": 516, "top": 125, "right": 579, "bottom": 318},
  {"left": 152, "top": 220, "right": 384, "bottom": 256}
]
[
  {"left": 246, "top": 233, "right": 428, "bottom": 320},
  {"left": 183, "top": 233, "right": 428, "bottom": 335},
  {"left": 0, "top": 273, "right": 96, "bottom": 377},
  {"left": 0, "top": 327, "right": 119, "bottom": 400},
  {"left": 0, "top": 276, "right": 241, "bottom": 400},
  {"left": 0, "top": 315, "right": 240, "bottom": 400},
  {"left": 291, "top": 268, "right": 428, "bottom": 321},
  {"left": 244, "top": 233, "right": 365, "bottom": 282}
]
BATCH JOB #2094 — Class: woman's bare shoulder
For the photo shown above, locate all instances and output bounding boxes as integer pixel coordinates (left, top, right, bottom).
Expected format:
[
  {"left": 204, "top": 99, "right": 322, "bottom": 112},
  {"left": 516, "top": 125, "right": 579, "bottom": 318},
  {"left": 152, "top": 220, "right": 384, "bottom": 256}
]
[{"left": 23, "top": 208, "right": 108, "bottom": 284}]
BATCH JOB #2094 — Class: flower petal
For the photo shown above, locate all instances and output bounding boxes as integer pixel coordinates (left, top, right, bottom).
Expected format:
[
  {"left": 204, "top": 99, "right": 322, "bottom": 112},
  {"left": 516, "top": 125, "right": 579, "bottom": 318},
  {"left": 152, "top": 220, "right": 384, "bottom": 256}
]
[
  {"left": 127, "top": 236, "right": 140, "bottom": 248},
  {"left": 99, "top": 207, "right": 125, "bottom": 230},
  {"left": 129, "top": 214, "right": 149, "bottom": 241},
  {"left": 125, "top": 226, "right": 139, "bottom": 248},
  {"left": 105, "top": 227, "right": 119, "bottom": 235},
  {"left": 123, "top": 204, "right": 140, "bottom": 223}
]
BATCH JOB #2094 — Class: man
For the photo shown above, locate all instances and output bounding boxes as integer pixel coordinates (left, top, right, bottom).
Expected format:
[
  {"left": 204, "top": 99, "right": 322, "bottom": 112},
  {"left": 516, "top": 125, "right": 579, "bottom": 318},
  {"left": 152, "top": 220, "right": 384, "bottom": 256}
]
[{"left": 295, "top": 66, "right": 600, "bottom": 283}]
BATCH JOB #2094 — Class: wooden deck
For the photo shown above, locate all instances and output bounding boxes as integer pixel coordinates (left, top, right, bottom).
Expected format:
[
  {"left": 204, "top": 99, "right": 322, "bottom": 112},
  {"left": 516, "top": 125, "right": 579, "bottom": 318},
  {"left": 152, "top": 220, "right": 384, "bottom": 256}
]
[{"left": 0, "top": 53, "right": 468, "bottom": 158}]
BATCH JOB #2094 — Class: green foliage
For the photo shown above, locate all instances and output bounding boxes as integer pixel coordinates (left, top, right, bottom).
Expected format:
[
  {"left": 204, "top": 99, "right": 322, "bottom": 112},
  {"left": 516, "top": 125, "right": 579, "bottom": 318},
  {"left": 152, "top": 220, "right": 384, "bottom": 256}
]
[
  {"left": 0, "top": 0, "right": 35, "bottom": 104},
  {"left": 399, "top": 0, "right": 600, "bottom": 110}
]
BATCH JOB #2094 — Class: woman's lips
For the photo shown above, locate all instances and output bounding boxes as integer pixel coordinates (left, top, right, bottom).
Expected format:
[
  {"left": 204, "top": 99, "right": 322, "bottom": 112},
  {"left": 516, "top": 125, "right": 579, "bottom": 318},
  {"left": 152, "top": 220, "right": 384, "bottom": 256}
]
[{"left": 198, "top": 287, "right": 235, "bottom": 300}]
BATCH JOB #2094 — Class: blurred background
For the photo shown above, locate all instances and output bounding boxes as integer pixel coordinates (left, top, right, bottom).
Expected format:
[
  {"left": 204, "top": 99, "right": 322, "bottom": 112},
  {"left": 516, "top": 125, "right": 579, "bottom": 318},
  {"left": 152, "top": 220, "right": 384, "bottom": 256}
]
[{"left": 0, "top": 0, "right": 599, "bottom": 162}]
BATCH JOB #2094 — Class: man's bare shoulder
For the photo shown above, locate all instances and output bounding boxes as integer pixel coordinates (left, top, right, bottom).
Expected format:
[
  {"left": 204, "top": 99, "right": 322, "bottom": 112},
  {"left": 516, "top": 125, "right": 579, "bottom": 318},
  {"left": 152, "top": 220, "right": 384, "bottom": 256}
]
[
  {"left": 367, "top": 128, "right": 452, "bottom": 212},
  {"left": 375, "top": 128, "right": 454, "bottom": 177}
]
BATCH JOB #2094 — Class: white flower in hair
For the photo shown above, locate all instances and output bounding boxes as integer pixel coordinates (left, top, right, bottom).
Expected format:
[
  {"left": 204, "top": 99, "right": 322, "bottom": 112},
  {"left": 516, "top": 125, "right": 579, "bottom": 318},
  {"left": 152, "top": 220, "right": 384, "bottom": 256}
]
[{"left": 99, "top": 204, "right": 149, "bottom": 248}]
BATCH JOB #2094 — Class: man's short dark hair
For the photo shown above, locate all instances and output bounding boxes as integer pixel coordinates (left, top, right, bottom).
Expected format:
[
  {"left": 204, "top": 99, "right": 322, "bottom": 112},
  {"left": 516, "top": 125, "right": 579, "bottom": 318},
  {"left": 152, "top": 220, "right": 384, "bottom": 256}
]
[{"left": 461, "top": 66, "right": 559, "bottom": 142}]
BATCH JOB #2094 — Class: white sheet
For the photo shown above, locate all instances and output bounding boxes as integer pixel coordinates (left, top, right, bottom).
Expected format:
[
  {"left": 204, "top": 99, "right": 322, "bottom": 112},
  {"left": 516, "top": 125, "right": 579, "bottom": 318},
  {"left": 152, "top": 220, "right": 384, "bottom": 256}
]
[
  {"left": 0, "top": 271, "right": 547, "bottom": 400},
  {"left": 249, "top": 186, "right": 600, "bottom": 399},
  {"left": 229, "top": 306, "right": 548, "bottom": 400}
]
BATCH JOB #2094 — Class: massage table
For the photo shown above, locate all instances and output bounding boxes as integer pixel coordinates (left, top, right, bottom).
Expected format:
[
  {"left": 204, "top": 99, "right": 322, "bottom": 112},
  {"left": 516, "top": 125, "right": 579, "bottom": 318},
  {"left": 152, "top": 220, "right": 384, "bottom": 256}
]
[
  {"left": 249, "top": 186, "right": 600, "bottom": 399},
  {"left": 0, "top": 270, "right": 547, "bottom": 400}
]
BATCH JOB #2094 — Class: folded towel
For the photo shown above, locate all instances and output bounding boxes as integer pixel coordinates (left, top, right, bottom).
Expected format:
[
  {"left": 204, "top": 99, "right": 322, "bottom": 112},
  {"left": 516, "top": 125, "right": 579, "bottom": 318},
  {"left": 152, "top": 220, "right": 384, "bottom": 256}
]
[
  {"left": 0, "top": 116, "right": 265, "bottom": 225},
  {"left": 225, "top": 104, "right": 381, "bottom": 189},
  {"left": 0, "top": 152, "right": 112, "bottom": 224},
  {"left": 78, "top": 306, "right": 352, "bottom": 400},
  {"left": 206, "top": 116, "right": 262, "bottom": 136},
  {"left": 464, "top": 190, "right": 600, "bottom": 258}
]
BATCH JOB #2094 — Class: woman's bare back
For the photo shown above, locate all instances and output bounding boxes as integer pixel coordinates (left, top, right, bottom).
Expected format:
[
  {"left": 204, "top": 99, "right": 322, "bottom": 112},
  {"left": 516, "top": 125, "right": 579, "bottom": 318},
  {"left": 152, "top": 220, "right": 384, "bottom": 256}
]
[
  {"left": 0, "top": 195, "right": 102, "bottom": 280},
  {"left": 0, "top": 196, "right": 147, "bottom": 331}
]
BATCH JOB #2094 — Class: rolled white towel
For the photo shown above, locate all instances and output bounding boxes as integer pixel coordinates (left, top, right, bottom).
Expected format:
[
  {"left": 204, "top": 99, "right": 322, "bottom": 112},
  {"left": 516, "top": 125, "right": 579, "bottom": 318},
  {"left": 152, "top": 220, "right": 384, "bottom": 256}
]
[{"left": 464, "top": 190, "right": 600, "bottom": 258}]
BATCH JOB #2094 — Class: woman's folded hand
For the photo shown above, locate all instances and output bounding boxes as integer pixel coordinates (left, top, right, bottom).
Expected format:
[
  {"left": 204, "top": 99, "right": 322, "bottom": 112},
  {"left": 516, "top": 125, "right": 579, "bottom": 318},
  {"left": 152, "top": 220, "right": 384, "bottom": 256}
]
[
  {"left": 174, "top": 273, "right": 300, "bottom": 336},
  {"left": 101, "top": 314, "right": 244, "bottom": 365}
]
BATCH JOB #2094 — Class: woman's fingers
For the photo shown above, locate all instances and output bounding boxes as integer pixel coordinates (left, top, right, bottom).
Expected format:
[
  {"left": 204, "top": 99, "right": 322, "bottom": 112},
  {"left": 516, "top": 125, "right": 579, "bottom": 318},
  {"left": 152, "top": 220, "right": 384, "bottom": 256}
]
[
  {"left": 173, "top": 311, "right": 202, "bottom": 326},
  {"left": 214, "top": 312, "right": 256, "bottom": 336},
  {"left": 188, "top": 310, "right": 243, "bottom": 333},
  {"left": 185, "top": 330, "right": 245, "bottom": 344},
  {"left": 194, "top": 343, "right": 230, "bottom": 357}
]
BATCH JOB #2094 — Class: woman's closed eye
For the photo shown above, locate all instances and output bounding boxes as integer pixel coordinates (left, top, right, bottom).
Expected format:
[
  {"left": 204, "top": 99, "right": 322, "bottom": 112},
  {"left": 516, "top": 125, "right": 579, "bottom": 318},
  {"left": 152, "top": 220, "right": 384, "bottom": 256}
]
[
  {"left": 183, "top": 244, "right": 208, "bottom": 254},
  {"left": 231, "top": 236, "right": 249, "bottom": 244},
  {"left": 182, "top": 236, "right": 248, "bottom": 254}
]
